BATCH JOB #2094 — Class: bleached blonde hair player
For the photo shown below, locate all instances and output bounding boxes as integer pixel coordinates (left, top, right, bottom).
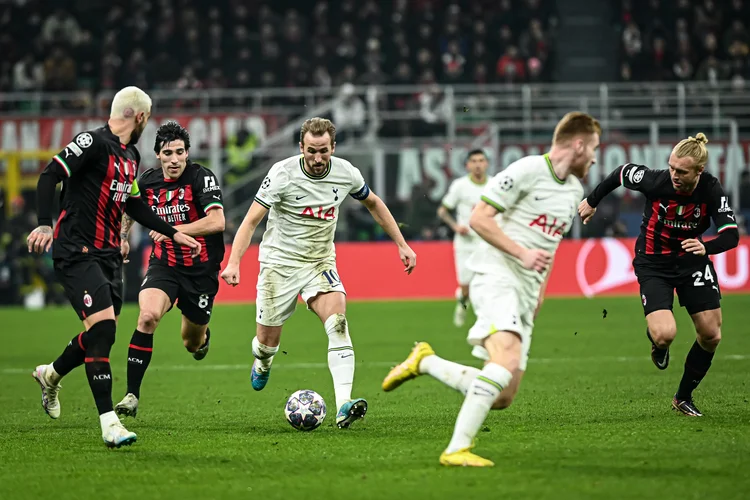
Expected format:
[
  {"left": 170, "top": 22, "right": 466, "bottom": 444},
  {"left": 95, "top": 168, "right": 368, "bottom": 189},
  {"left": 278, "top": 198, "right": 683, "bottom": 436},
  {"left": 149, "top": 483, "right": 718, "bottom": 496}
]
[
  {"left": 383, "top": 111, "right": 602, "bottom": 467},
  {"left": 221, "top": 117, "right": 417, "bottom": 428}
]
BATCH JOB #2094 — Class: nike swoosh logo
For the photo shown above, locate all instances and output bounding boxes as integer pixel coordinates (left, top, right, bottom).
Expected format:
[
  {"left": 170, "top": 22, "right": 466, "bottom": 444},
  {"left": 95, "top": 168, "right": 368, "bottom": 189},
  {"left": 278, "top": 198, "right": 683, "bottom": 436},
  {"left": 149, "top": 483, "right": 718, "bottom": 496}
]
[
  {"left": 535, "top": 195, "right": 553, "bottom": 201},
  {"left": 340, "top": 354, "right": 354, "bottom": 359},
  {"left": 296, "top": 195, "right": 307, "bottom": 200}
]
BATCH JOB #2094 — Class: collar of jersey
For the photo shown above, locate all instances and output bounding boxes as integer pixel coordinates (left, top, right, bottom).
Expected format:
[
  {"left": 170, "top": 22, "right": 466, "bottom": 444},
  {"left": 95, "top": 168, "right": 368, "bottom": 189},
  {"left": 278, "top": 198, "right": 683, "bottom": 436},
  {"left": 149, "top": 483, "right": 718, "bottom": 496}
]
[
  {"left": 543, "top": 153, "right": 565, "bottom": 185},
  {"left": 299, "top": 156, "right": 331, "bottom": 180},
  {"left": 467, "top": 174, "right": 487, "bottom": 186}
]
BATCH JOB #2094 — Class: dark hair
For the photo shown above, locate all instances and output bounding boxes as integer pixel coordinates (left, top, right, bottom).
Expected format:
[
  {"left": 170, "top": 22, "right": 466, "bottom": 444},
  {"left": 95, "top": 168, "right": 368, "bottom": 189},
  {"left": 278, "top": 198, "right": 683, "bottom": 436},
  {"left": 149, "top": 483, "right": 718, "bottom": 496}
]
[
  {"left": 154, "top": 120, "right": 191, "bottom": 153},
  {"left": 465, "top": 148, "right": 487, "bottom": 163},
  {"left": 300, "top": 117, "right": 336, "bottom": 145}
]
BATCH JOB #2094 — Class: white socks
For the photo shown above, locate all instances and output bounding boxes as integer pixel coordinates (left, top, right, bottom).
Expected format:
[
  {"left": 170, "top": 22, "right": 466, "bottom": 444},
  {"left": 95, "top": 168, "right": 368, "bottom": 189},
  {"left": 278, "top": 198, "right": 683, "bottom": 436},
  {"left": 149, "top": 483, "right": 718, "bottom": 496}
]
[
  {"left": 419, "top": 355, "right": 479, "bottom": 395},
  {"left": 325, "top": 314, "right": 355, "bottom": 410},
  {"left": 445, "top": 363, "right": 513, "bottom": 454},
  {"left": 99, "top": 410, "right": 119, "bottom": 430},
  {"left": 252, "top": 336, "right": 278, "bottom": 373}
]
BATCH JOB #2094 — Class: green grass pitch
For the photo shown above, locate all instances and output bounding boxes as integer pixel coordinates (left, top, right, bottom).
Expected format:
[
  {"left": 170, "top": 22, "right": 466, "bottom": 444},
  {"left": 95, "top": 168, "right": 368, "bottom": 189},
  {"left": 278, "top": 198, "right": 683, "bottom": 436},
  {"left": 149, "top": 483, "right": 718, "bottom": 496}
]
[{"left": 1, "top": 295, "right": 749, "bottom": 499}]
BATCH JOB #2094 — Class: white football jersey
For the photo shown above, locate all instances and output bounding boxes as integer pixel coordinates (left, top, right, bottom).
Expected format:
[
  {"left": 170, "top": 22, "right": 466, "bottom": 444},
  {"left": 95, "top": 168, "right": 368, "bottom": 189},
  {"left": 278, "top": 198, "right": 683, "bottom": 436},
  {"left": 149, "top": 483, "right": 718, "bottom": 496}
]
[
  {"left": 254, "top": 155, "right": 369, "bottom": 267},
  {"left": 441, "top": 175, "right": 487, "bottom": 248},
  {"left": 468, "top": 154, "right": 584, "bottom": 286}
]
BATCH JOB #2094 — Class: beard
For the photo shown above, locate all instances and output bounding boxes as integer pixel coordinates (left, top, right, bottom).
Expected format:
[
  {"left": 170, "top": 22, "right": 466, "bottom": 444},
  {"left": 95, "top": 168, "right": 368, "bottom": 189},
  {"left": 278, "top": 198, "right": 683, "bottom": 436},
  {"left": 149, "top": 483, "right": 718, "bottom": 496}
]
[{"left": 130, "top": 123, "right": 145, "bottom": 145}]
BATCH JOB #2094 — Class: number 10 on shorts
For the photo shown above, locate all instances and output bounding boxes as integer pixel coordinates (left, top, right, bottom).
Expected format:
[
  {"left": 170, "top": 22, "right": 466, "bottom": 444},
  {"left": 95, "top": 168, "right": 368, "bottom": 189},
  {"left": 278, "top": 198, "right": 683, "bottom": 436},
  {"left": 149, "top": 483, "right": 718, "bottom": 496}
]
[{"left": 322, "top": 269, "right": 341, "bottom": 286}]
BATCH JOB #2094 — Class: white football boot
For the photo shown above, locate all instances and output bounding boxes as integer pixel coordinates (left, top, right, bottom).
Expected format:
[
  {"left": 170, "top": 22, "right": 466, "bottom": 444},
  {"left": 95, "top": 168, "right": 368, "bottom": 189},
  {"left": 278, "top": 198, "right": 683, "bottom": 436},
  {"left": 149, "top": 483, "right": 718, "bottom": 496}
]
[
  {"left": 115, "top": 393, "right": 139, "bottom": 418},
  {"left": 102, "top": 419, "right": 137, "bottom": 448},
  {"left": 32, "top": 364, "right": 61, "bottom": 419}
]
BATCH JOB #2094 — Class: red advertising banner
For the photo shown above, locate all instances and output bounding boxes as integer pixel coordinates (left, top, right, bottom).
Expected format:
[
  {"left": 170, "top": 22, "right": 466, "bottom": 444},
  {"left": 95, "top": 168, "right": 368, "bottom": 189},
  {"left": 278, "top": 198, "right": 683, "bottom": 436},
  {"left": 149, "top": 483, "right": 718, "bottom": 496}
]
[
  {"left": 0, "top": 112, "right": 276, "bottom": 160},
  {"left": 208, "top": 237, "right": 750, "bottom": 303}
]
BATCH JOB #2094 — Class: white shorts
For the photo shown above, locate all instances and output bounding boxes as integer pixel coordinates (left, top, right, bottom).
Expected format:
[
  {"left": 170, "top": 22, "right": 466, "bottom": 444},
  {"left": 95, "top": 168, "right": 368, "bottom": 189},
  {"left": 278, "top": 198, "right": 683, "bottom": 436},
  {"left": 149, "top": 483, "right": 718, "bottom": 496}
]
[
  {"left": 454, "top": 244, "right": 477, "bottom": 285},
  {"left": 466, "top": 271, "right": 536, "bottom": 371},
  {"left": 255, "top": 259, "right": 346, "bottom": 327}
]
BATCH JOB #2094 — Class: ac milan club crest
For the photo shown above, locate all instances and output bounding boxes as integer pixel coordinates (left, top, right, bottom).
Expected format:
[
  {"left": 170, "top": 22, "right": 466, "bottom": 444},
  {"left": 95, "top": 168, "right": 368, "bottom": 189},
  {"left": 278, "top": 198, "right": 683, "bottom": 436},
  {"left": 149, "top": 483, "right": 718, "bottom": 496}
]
[
  {"left": 641, "top": 294, "right": 647, "bottom": 306},
  {"left": 83, "top": 293, "right": 93, "bottom": 308}
]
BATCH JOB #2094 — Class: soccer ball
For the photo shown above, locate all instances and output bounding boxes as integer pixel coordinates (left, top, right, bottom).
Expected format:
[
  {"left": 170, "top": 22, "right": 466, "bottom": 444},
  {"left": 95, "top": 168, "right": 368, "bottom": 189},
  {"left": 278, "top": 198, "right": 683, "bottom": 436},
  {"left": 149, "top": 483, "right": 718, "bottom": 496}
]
[{"left": 284, "top": 390, "right": 327, "bottom": 431}]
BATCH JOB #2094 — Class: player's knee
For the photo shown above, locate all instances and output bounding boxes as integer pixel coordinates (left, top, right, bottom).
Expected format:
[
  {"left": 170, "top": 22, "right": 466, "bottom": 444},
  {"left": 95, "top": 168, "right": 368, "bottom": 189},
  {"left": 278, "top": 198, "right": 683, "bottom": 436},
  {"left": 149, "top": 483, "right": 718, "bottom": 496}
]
[
  {"left": 698, "top": 326, "right": 721, "bottom": 349},
  {"left": 85, "top": 319, "right": 117, "bottom": 355},
  {"left": 649, "top": 324, "right": 677, "bottom": 348},
  {"left": 182, "top": 330, "right": 204, "bottom": 353},
  {"left": 137, "top": 309, "right": 162, "bottom": 332},
  {"left": 491, "top": 393, "right": 515, "bottom": 410},
  {"left": 183, "top": 337, "right": 199, "bottom": 353}
]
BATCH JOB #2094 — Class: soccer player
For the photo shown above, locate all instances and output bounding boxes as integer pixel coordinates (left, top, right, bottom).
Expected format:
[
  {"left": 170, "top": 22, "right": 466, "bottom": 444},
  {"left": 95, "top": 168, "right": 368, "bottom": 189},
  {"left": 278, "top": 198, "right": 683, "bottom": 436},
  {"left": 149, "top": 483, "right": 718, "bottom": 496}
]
[
  {"left": 220, "top": 117, "right": 417, "bottom": 428},
  {"left": 578, "top": 133, "right": 739, "bottom": 417},
  {"left": 437, "top": 149, "right": 489, "bottom": 329},
  {"left": 26, "top": 87, "right": 201, "bottom": 448},
  {"left": 114, "top": 121, "right": 225, "bottom": 418},
  {"left": 383, "top": 112, "right": 601, "bottom": 466}
]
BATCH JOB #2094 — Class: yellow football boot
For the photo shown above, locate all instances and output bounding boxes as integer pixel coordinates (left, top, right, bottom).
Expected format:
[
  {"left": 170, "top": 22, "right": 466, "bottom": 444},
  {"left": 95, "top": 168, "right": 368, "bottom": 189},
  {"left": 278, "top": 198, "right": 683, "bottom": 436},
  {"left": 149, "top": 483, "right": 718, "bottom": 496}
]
[
  {"left": 381, "top": 342, "right": 435, "bottom": 392},
  {"left": 439, "top": 448, "right": 495, "bottom": 467}
]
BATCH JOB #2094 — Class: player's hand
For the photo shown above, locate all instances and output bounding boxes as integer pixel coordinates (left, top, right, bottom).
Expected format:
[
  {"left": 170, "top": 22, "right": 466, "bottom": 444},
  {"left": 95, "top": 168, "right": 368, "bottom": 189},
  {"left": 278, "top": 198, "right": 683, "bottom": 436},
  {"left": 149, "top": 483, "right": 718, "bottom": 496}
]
[
  {"left": 682, "top": 238, "right": 706, "bottom": 256},
  {"left": 221, "top": 263, "right": 240, "bottom": 286},
  {"left": 520, "top": 248, "right": 552, "bottom": 273},
  {"left": 399, "top": 244, "right": 417, "bottom": 274},
  {"left": 578, "top": 199, "right": 596, "bottom": 225},
  {"left": 27, "top": 225, "right": 53, "bottom": 254},
  {"left": 149, "top": 230, "right": 168, "bottom": 243},
  {"left": 172, "top": 232, "right": 201, "bottom": 258},
  {"left": 120, "top": 237, "right": 130, "bottom": 263},
  {"left": 455, "top": 225, "right": 471, "bottom": 235}
]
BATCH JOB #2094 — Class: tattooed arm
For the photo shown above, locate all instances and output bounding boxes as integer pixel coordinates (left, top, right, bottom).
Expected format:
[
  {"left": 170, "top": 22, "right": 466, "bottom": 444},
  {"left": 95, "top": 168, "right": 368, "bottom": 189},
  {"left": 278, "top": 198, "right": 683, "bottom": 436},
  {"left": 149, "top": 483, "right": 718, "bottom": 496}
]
[{"left": 120, "top": 213, "right": 134, "bottom": 263}]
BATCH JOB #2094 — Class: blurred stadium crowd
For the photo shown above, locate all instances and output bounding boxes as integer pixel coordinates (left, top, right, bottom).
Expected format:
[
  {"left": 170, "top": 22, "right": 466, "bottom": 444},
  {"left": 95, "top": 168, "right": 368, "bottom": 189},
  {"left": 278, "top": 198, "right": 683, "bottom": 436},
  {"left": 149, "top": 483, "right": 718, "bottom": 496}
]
[{"left": 1, "top": 0, "right": 556, "bottom": 101}]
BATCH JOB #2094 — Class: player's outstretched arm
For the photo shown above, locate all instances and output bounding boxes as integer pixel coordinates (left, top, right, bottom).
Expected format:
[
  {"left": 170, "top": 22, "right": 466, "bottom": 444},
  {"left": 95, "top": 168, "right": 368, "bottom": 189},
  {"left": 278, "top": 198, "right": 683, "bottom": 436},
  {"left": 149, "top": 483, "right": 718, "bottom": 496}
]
[
  {"left": 469, "top": 201, "right": 551, "bottom": 273},
  {"left": 683, "top": 183, "right": 740, "bottom": 256},
  {"left": 125, "top": 196, "right": 201, "bottom": 257},
  {"left": 580, "top": 163, "right": 651, "bottom": 224},
  {"left": 221, "top": 201, "right": 268, "bottom": 286},
  {"left": 28, "top": 163, "right": 65, "bottom": 254},
  {"left": 360, "top": 192, "right": 417, "bottom": 274}
]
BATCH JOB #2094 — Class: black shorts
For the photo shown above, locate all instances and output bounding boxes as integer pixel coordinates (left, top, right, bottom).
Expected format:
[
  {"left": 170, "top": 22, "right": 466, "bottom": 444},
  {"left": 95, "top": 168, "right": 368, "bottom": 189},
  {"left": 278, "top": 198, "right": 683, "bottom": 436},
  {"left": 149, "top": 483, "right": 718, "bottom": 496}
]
[
  {"left": 634, "top": 257, "right": 721, "bottom": 316},
  {"left": 54, "top": 256, "right": 123, "bottom": 321},
  {"left": 140, "top": 264, "right": 219, "bottom": 325}
]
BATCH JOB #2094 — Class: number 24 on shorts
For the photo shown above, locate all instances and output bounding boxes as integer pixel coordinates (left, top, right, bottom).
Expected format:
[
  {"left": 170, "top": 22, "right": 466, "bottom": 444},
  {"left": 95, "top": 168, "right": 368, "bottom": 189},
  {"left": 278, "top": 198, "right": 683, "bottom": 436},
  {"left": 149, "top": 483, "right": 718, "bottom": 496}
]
[{"left": 692, "top": 264, "right": 715, "bottom": 287}]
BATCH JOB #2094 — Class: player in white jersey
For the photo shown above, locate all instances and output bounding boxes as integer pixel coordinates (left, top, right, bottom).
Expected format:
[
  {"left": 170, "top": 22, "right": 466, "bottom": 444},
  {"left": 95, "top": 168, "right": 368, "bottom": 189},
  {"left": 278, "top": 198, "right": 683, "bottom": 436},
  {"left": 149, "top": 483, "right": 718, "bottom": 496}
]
[
  {"left": 383, "top": 112, "right": 601, "bottom": 466},
  {"left": 221, "top": 117, "right": 417, "bottom": 429},
  {"left": 437, "top": 149, "right": 489, "bottom": 329}
]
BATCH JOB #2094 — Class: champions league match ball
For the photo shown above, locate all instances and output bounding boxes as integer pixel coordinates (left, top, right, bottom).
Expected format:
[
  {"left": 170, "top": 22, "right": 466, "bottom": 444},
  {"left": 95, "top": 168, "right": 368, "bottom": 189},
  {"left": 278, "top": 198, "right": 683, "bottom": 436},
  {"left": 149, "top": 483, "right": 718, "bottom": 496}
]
[{"left": 284, "top": 390, "right": 327, "bottom": 431}]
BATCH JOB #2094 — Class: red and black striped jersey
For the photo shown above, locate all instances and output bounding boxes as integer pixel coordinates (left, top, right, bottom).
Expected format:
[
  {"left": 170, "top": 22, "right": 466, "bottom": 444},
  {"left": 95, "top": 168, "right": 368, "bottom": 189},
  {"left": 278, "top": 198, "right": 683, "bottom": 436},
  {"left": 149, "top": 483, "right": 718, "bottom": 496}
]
[
  {"left": 138, "top": 161, "right": 225, "bottom": 274},
  {"left": 50, "top": 125, "right": 141, "bottom": 260},
  {"left": 588, "top": 163, "right": 738, "bottom": 258}
]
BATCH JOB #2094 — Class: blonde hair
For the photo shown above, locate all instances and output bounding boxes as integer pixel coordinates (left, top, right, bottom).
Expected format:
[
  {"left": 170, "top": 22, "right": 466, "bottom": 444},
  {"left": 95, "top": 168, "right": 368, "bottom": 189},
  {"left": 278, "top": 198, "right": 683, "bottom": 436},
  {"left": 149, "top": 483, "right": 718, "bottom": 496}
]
[
  {"left": 552, "top": 111, "right": 602, "bottom": 145},
  {"left": 673, "top": 133, "right": 709, "bottom": 169},
  {"left": 300, "top": 117, "right": 336, "bottom": 145},
  {"left": 110, "top": 86, "right": 152, "bottom": 119}
]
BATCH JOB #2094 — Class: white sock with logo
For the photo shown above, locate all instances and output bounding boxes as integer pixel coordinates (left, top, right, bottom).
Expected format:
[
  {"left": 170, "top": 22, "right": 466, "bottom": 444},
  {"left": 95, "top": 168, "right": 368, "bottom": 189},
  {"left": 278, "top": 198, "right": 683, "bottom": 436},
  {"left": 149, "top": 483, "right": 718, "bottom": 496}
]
[
  {"left": 419, "top": 355, "right": 479, "bottom": 395},
  {"left": 252, "top": 336, "right": 278, "bottom": 373},
  {"left": 325, "top": 314, "right": 355, "bottom": 410},
  {"left": 445, "top": 363, "right": 513, "bottom": 454}
]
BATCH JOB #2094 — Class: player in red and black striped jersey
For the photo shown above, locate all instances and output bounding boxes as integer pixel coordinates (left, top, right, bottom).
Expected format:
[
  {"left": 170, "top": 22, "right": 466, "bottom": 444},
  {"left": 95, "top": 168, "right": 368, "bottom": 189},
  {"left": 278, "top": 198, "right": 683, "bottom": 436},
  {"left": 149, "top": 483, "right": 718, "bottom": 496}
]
[
  {"left": 579, "top": 133, "right": 739, "bottom": 417},
  {"left": 26, "top": 87, "right": 201, "bottom": 448},
  {"left": 115, "top": 121, "right": 225, "bottom": 419}
]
